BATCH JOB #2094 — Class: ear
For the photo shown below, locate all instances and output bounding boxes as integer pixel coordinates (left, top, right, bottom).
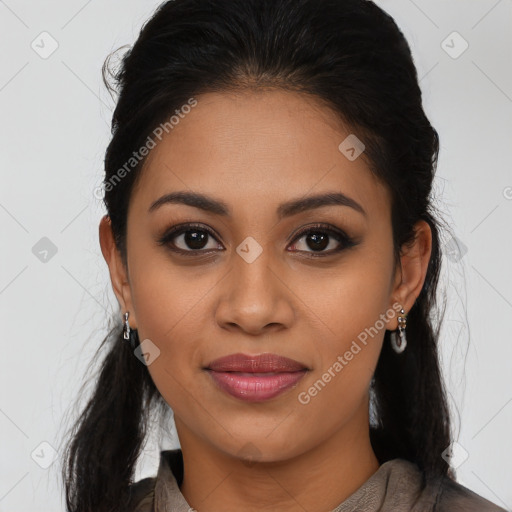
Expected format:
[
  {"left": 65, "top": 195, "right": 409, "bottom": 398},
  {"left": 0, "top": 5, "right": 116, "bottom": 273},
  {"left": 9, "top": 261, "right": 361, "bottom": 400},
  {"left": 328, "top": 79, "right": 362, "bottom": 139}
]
[
  {"left": 99, "top": 215, "right": 137, "bottom": 329},
  {"left": 388, "top": 220, "right": 432, "bottom": 329}
]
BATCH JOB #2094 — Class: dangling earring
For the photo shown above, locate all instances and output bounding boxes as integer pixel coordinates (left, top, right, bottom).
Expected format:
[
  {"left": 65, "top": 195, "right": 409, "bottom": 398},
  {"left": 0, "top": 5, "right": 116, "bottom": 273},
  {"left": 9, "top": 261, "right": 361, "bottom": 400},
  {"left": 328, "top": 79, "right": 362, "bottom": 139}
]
[
  {"left": 390, "top": 308, "right": 407, "bottom": 353},
  {"left": 123, "top": 311, "right": 139, "bottom": 350}
]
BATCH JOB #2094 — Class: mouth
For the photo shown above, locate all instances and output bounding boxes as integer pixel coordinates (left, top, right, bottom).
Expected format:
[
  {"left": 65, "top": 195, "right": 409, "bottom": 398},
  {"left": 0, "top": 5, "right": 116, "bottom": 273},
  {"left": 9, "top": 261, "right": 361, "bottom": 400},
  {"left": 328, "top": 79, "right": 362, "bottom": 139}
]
[{"left": 204, "top": 353, "right": 309, "bottom": 402}]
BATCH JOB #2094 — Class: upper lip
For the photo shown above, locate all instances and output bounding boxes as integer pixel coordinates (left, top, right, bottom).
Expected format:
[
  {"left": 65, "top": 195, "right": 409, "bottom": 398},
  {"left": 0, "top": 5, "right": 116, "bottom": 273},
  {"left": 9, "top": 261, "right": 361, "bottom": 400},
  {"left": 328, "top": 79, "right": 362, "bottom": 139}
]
[{"left": 206, "top": 353, "right": 309, "bottom": 372}]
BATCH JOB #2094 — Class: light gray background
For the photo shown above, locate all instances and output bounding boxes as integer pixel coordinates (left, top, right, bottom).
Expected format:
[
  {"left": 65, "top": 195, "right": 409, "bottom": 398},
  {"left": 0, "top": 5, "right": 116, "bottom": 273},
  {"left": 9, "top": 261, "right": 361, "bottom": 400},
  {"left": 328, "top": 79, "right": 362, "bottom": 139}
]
[{"left": 1, "top": 1, "right": 511, "bottom": 510}]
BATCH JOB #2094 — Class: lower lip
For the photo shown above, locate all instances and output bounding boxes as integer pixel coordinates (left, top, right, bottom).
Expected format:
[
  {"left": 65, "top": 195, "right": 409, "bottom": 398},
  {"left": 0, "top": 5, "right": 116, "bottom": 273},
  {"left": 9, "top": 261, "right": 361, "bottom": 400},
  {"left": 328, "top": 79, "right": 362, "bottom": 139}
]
[{"left": 206, "top": 370, "right": 308, "bottom": 402}]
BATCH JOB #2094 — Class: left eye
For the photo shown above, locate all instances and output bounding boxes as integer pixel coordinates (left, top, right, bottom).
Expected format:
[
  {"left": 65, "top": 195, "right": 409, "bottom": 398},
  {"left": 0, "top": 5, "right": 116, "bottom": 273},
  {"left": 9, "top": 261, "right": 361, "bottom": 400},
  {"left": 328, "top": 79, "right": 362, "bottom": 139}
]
[{"left": 288, "top": 225, "right": 355, "bottom": 256}]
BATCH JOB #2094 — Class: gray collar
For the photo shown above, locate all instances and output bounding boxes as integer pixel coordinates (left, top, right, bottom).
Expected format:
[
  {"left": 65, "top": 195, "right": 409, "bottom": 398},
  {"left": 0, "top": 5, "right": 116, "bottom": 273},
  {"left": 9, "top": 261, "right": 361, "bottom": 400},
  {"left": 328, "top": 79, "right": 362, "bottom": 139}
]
[{"left": 147, "top": 449, "right": 443, "bottom": 512}]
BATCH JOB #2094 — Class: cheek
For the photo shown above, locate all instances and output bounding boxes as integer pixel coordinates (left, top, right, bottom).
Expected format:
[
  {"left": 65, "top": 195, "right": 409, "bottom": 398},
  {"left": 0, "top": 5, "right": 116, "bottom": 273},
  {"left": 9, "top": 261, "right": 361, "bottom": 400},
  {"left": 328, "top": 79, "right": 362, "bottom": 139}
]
[
  {"left": 127, "top": 233, "right": 216, "bottom": 342},
  {"left": 296, "top": 245, "right": 394, "bottom": 391},
  {"left": 299, "top": 249, "right": 393, "bottom": 345},
  {"left": 130, "top": 270, "right": 209, "bottom": 416},
  {"left": 126, "top": 247, "right": 216, "bottom": 397},
  {"left": 292, "top": 266, "right": 389, "bottom": 436}
]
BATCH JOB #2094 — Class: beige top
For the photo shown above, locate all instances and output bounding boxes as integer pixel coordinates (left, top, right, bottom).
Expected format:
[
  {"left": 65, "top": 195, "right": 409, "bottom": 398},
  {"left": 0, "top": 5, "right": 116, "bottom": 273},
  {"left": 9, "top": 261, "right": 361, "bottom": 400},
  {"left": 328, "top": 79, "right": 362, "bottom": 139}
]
[{"left": 127, "top": 449, "right": 507, "bottom": 512}]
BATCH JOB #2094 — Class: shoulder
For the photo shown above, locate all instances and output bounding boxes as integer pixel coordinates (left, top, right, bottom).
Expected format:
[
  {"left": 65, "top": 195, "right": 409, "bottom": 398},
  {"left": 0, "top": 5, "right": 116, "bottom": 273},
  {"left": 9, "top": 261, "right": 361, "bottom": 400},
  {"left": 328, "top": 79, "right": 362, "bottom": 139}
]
[
  {"left": 123, "top": 449, "right": 182, "bottom": 511},
  {"left": 382, "top": 458, "right": 506, "bottom": 512},
  {"left": 435, "top": 475, "right": 507, "bottom": 512},
  {"left": 125, "top": 476, "right": 157, "bottom": 512}
]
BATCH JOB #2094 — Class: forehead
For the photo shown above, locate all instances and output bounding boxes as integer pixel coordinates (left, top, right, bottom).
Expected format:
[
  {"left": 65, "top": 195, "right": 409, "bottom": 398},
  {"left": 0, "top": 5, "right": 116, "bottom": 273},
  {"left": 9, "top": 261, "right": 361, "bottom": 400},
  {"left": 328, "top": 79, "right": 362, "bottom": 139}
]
[{"left": 131, "top": 90, "right": 390, "bottom": 222}]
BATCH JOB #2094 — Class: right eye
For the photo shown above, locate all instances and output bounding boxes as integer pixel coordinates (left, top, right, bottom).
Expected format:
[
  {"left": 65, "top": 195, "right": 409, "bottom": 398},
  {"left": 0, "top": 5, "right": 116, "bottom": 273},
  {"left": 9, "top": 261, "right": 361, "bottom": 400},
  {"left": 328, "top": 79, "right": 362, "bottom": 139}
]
[{"left": 157, "top": 223, "right": 224, "bottom": 255}]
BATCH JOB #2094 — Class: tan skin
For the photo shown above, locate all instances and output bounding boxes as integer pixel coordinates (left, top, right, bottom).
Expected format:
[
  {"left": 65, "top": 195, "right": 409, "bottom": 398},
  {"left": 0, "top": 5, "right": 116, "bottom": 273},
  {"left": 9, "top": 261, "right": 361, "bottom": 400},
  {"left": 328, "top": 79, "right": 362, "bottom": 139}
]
[{"left": 99, "top": 89, "right": 432, "bottom": 512}]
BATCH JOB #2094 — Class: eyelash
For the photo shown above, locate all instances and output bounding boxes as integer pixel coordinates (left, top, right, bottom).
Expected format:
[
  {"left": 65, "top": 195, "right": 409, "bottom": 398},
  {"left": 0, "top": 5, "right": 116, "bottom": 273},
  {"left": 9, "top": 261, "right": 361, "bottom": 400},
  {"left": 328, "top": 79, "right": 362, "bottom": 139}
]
[{"left": 156, "top": 222, "right": 357, "bottom": 258}]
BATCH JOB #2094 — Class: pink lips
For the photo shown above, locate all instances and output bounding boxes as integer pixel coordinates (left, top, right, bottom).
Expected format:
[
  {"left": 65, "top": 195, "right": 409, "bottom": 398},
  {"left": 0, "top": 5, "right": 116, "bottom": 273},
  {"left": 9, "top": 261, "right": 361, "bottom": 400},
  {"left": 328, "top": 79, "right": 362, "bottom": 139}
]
[{"left": 205, "top": 353, "right": 309, "bottom": 402}]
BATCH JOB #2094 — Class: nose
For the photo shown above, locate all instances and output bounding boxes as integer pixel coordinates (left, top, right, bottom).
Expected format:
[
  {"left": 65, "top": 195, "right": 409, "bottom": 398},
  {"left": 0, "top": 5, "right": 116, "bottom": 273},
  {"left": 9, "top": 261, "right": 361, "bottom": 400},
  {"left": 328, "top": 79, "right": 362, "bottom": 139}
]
[{"left": 214, "top": 249, "right": 295, "bottom": 336}]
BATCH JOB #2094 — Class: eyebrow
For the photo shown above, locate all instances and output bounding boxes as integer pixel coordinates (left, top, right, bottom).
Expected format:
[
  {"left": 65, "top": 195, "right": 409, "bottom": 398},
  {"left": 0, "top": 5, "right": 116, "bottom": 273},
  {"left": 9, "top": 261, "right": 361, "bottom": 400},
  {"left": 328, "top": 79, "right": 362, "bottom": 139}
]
[{"left": 148, "top": 190, "right": 367, "bottom": 219}]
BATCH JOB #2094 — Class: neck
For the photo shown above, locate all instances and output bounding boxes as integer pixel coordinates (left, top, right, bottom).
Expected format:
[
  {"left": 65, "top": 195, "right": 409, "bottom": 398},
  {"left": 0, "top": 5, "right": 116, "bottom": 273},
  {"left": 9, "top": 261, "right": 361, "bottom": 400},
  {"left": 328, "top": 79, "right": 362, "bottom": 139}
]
[{"left": 176, "top": 405, "right": 380, "bottom": 512}]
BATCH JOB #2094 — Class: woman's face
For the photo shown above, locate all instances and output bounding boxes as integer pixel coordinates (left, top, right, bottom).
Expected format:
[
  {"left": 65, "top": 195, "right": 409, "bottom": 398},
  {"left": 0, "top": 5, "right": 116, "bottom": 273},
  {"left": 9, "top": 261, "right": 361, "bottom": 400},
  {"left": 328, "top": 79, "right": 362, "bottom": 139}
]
[{"left": 102, "top": 90, "right": 423, "bottom": 463}]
